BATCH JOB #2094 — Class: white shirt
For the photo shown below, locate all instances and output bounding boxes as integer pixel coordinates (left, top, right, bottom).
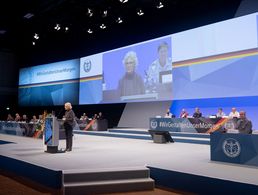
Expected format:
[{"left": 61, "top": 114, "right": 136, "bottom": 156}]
[
  {"left": 147, "top": 58, "right": 172, "bottom": 84},
  {"left": 228, "top": 111, "right": 240, "bottom": 119}
]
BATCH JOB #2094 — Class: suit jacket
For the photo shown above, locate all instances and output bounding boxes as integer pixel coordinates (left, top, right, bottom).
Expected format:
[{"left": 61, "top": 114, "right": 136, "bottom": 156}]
[
  {"left": 236, "top": 118, "right": 252, "bottom": 134},
  {"left": 64, "top": 109, "right": 75, "bottom": 127}
]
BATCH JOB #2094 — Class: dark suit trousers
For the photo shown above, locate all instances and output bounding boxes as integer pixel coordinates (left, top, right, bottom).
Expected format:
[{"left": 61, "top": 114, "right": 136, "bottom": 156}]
[{"left": 64, "top": 124, "right": 73, "bottom": 151}]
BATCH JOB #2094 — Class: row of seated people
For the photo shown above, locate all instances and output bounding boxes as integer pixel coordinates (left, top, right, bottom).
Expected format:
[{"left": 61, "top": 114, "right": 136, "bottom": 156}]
[
  {"left": 165, "top": 107, "right": 247, "bottom": 119},
  {"left": 6, "top": 112, "right": 104, "bottom": 124},
  {"left": 79, "top": 112, "right": 104, "bottom": 122},
  {"left": 6, "top": 113, "right": 44, "bottom": 124},
  {"left": 164, "top": 107, "right": 252, "bottom": 134},
  {"left": 77, "top": 112, "right": 106, "bottom": 131}
]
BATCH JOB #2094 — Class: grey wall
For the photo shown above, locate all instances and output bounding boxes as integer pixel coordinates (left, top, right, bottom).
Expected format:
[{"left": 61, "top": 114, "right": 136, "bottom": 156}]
[
  {"left": 118, "top": 101, "right": 171, "bottom": 128},
  {"left": 235, "top": 0, "right": 258, "bottom": 17}
]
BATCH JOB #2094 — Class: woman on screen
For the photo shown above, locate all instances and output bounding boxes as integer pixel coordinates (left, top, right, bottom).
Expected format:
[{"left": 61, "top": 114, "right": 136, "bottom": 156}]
[
  {"left": 147, "top": 42, "right": 172, "bottom": 84},
  {"left": 117, "top": 51, "right": 145, "bottom": 97}
]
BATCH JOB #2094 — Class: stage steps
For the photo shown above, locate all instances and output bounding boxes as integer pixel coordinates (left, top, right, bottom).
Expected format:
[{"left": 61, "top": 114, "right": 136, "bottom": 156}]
[
  {"left": 63, "top": 167, "right": 154, "bottom": 195},
  {"left": 74, "top": 129, "right": 210, "bottom": 145}
]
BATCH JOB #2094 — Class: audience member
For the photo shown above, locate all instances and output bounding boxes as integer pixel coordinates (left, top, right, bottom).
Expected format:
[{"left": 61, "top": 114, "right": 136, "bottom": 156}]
[
  {"left": 97, "top": 112, "right": 104, "bottom": 120},
  {"left": 30, "top": 115, "right": 39, "bottom": 123},
  {"left": 80, "top": 113, "right": 88, "bottom": 121},
  {"left": 6, "top": 114, "right": 14, "bottom": 121},
  {"left": 14, "top": 113, "right": 21, "bottom": 122},
  {"left": 93, "top": 114, "right": 98, "bottom": 120},
  {"left": 38, "top": 115, "right": 44, "bottom": 123},
  {"left": 21, "top": 114, "right": 29, "bottom": 123}
]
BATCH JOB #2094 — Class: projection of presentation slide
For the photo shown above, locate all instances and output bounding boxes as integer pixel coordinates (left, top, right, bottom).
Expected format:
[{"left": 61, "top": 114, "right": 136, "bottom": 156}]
[
  {"left": 18, "top": 59, "right": 80, "bottom": 106},
  {"left": 172, "top": 13, "right": 258, "bottom": 100},
  {"left": 79, "top": 53, "right": 103, "bottom": 104}
]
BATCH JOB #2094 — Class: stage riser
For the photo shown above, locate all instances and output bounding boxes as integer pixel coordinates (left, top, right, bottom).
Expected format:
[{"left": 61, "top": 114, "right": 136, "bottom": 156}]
[
  {"left": 149, "top": 167, "right": 258, "bottom": 195},
  {"left": 109, "top": 129, "right": 210, "bottom": 138},
  {"left": 64, "top": 169, "right": 150, "bottom": 183},
  {"left": 74, "top": 131, "right": 210, "bottom": 145},
  {"left": 63, "top": 168, "right": 154, "bottom": 195},
  {"left": 0, "top": 155, "right": 62, "bottom": 189},
  {"left": 64, "top": 179, "right": 154, "bottom": 195}
]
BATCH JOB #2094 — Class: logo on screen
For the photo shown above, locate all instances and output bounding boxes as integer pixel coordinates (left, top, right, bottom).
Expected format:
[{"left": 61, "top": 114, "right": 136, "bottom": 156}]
[
  {"left": 222, "top": 138, "right": 241, "bottom": 158},
  {"left": 83, "top": 59, "right": 92, "bottom": 72},
  {"left": 150, "top": 120, "right": 158, "bottom": 129}
]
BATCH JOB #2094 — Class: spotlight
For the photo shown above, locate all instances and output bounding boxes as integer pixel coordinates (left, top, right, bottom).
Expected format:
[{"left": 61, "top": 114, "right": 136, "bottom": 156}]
[
  {"left": 65, "top": 26, "right": 69, "bottom": 32},
  {"left": 87, "top": 28, "right": 93, "bottom": 34},
  {"left": 116, "top": 17, "right": 123, "bottom": 24},
  {"left": 87, "top": 8, "right": 93, "bottom": 17},
  {"left": 6, "top": 107, "right": 10, "bottom": 110},
  {"left": 32, "top": 41, "right": 36, "bottom": 45},
  {"left": 156, "top": 1, "right": 164, "bottom": 9},
  {"left": 100, "top": 24, "right": 106, "bottom": 29},
  {"left": 23, "top": 13, "right": 34, "bottom": 19},
  {"left": 33, "top": 33, "right": 39, "bottom": 40},
  {"left": 102, "top": 10, "right": 108, "bottom": 17},
  {"left": 0, "top": 30, "right": 6, "bottom": 35},
  {"left": 54, "top": 24, "right": 61, "bottom": 31},
  {"left": 119, "top": 0, "right": 128, "bottom": 3},
  {"left": 137, "top": 9, "right": 144, "bottom": 16}
]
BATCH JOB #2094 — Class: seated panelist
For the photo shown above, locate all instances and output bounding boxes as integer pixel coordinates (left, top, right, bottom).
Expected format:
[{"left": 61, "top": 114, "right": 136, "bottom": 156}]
[
  {"left": 180, "top": 109, "right": 188, "bottom": 118},
  {"left": 193, "top": 107, "right": 202, "bottom": 118},
  {"left": 235, "top": 111, "right": 252, "bottom": 134},
  {"left": 164, "top": 108, "right": 175, "bottom": 118}
]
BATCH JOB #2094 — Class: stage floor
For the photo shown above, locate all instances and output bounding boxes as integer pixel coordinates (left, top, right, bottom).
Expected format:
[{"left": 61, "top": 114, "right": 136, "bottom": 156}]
[{"left": 0, "top": 133, "right": 258, "bottom": 186}]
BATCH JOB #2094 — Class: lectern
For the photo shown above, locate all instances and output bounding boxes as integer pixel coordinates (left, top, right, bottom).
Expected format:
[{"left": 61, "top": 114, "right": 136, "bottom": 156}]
[
  {"left": 148, "top": 130, "right": 174, "bottom": 143},
  {"left": 44, "top": 116, "right": 59, "bottom": 153}
]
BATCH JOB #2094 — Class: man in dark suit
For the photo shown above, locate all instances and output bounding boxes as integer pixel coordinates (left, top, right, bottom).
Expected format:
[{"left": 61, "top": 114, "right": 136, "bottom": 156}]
[
  {"left": 236, "top": 111, "right": 252, "bottom": 134},
  {"left": 193, "top": 107, "right": 202, "bottom": 118},
  {"left": 63, "top": 102, "right": 75, "bottom": 152}
]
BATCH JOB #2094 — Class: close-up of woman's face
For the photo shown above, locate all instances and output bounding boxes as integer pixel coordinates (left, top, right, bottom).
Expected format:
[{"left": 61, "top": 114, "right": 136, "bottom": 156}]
[{"left": 125, "top": 57, "right": 135, "bottom": 73}]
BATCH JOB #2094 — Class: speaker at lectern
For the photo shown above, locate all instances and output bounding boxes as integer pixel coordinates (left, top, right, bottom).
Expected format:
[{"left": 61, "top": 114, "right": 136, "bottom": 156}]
[
  {"left": 148, "top": 130, "right": 174, "bottom": 143},
  {"left": 44, "top": 116, "right": 59, "bottom": 153}
]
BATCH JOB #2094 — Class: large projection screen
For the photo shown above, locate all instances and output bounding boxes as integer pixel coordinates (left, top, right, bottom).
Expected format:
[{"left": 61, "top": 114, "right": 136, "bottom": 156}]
[
  {"left": 19, "top": 13, "right": 258, "bottom": 106},
  {"left": 19, "top": 59, "right": 80, "bottom": 106}
]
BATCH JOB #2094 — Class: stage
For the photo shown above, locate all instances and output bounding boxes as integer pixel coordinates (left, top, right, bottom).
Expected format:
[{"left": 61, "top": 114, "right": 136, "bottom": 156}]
[{"left": 1, "top": 133, "right": 258, "bottom": 194}]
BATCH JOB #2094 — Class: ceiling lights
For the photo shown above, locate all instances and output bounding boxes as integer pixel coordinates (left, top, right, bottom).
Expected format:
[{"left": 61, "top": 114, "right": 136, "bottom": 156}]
[
  {"left": 33, "top": 33, "right": 39, "bottom": 40},
  {"left": 87, "top": 29, "right": 93, "bottom": 34},
  {"left": 137, "top": 9, "right": 144, "bottom": 16},
  {"left": 23, "top": 13, "right": 34, "bottom": 19},
  {"left": 87, "top": 8, "right": 93, "bottom": 17},
  {"left": 119, "top": 0, "right": 128, "bottom": 3},
  {"left": 116, "top": 17, "right": 123, "bottom": 24},
  {"left": 65, "top": 26, "right": 69, "bottom": 32},
  {"left": 54, "top": 24, "right": 61, "bottom": 31},
  {"left": 102, "top": 10, "right": 108, "bottom": 18},
  {"left": 157, "top": 2, "right": 164, "bottom": 9},
  {"left": 100, "top": 24, "right": 106, "bottom": 29}
]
